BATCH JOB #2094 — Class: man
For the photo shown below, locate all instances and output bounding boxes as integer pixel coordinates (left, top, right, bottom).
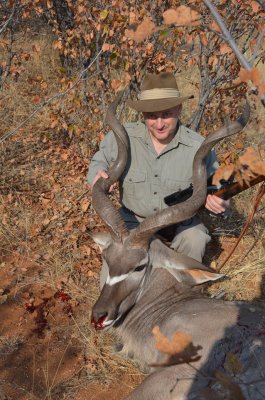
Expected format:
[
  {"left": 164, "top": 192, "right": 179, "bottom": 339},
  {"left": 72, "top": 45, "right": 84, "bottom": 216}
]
[{"left": 87, "top": 72, "right": 230, "bottom": 262}]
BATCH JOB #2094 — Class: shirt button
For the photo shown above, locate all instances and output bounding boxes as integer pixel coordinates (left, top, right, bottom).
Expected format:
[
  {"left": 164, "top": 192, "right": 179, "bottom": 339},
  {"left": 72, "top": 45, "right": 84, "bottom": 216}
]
[
  {"left": 154, "top": 192, "right": 157, "bottom": 195},
  {"left": 154, "top": 174, "right": 158, "bottom": 177},
  {"left": 153, "top": 208, "right": 157, "bottom": 211}
]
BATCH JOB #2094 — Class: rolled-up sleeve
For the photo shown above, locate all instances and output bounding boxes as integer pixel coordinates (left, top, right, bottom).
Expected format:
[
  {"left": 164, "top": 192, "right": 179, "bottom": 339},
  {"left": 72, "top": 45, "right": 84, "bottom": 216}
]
[{"left": 87, "top": 132, "right": 118, "bottom": 185}]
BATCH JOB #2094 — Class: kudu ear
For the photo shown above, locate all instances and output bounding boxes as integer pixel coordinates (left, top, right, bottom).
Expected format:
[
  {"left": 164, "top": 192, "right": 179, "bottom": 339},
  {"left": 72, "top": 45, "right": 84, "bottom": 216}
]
[
  {"left": 90, "top": 232, "right": 112, "bottom": 251},
  {"left": 150, "top": 239, "right": 223, "bottom": 285}
]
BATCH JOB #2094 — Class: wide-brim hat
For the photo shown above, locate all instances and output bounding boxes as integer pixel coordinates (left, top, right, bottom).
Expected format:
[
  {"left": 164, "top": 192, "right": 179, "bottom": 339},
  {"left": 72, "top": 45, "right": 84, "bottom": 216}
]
[{"left": 127, "top": 72, "right": 193, "bottom": 113}]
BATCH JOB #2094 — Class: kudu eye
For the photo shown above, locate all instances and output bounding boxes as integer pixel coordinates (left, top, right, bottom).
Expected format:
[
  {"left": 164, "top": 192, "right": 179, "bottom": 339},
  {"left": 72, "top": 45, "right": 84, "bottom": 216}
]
[{"left": 134, "top": 264, "right": 146, "bottom": 272}]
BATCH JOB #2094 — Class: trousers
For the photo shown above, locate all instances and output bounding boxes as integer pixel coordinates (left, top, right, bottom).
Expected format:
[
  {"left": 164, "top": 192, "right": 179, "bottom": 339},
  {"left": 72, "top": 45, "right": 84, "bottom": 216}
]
[{"left": 118, "top": 207, "right": 211, "bottom": 263}]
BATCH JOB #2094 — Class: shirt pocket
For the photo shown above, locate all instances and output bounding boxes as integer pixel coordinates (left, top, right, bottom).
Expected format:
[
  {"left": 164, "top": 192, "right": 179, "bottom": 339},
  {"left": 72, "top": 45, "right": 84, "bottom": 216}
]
[
  {"left": 123, "top": 170, "right": 146, "bottom": 198},
  {"left": 164, "top": 178, "right": 192, "bottom": 196}
]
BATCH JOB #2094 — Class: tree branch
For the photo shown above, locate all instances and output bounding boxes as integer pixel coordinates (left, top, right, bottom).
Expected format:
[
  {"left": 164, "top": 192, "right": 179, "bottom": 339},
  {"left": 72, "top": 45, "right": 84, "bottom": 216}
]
[
  {"left": 203, "top": 0, "right": 265, "bottom": 106},
  {"left": 203, "top": 0, "right": 251, "bottom": 70}
]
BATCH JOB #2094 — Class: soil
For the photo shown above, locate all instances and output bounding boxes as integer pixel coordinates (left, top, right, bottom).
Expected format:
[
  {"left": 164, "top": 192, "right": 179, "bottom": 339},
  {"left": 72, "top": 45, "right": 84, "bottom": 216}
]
[{"left": 0, "top": 252, "right": 143, "bottom": 400}]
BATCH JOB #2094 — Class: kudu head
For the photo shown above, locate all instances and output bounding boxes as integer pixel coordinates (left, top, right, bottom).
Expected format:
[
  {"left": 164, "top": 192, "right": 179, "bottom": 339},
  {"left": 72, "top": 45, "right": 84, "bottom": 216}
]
[{"left": 91, "top": 92, "right": 250, "bottom": 330}]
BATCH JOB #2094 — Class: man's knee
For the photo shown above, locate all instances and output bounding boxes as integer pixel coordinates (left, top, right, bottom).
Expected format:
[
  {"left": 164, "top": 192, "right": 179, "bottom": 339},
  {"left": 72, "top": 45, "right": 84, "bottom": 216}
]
[{"left": 170, "top": 226, "right": 211, "bottom": 262}]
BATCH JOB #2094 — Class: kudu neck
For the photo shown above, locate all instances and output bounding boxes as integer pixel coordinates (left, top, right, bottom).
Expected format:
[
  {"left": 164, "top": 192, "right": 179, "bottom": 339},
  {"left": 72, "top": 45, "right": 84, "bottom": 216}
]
[{"left": 139, "top": 268, "right": 201, "bottom": 303}]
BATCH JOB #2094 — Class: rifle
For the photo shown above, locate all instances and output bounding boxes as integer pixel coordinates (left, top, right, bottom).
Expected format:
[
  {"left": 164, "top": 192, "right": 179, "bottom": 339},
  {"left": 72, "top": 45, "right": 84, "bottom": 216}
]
[{"left": 164, "top": 174, "right": 265, "bottom": 207}]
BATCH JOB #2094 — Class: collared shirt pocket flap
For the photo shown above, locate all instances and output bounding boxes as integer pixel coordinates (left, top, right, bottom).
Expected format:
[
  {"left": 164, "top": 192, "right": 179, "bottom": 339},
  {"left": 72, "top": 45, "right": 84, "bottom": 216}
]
[
  {"left": 126, "top": 170, "right": 146, "bottom": 183},
  {"left": 123, "top": 170, "right": 146, "bottom": 197}
]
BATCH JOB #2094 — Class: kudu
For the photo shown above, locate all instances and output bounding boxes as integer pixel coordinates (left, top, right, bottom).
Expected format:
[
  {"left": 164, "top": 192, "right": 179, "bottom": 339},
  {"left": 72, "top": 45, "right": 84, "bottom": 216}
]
[{"left": 90, "top": 94, "right": 265, "bottom": 399}]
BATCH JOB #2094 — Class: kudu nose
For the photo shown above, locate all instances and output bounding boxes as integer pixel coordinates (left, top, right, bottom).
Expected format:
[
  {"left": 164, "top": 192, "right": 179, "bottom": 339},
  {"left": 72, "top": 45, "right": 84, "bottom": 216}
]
[{"left": 91, "top": 310, "right": 108, "bottom": 331}]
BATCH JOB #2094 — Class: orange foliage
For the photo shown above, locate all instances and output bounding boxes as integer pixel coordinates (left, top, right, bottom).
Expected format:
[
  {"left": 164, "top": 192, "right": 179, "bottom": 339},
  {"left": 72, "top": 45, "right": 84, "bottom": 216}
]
[
  {"left": 125, "top": 17, "right": 157, "bottom": 43},
  {"left": 0, "top": 0, "right": 264, "bottom": 143},
  {"left": 152, "top": 326, "right": 192, "bottom": 355},
  {"left": 212, "top": 147, "right": 265, "bottom": 186},
  {"left": 238, "top": 68, "right": 261, "bottom": 86},
  {"left": 163, "top": 6, "right": 201, "bottom": 26},
  {"left": 151, "top": 326, "right": 202, "bottom": 367}
]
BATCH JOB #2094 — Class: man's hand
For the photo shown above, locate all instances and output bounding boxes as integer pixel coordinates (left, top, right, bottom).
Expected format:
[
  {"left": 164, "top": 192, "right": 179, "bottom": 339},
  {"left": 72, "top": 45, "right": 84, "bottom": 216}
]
[
  {"left": 205, "top": 194, "right": 230, "bottom": 215},
  {"left": 90, "top": 170, "right": 117, "bottom": 192}
]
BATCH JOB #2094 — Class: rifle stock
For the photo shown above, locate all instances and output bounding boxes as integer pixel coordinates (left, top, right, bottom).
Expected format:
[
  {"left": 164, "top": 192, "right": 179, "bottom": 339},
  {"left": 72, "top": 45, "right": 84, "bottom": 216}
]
[{"left": 164, "top": 175, "right": 265, "bottom": 207}]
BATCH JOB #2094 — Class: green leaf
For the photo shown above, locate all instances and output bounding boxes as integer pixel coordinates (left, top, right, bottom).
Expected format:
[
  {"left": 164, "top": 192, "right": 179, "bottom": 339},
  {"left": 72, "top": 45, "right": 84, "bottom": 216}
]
[
  {"left": 100, "top": 10, "right": 109, "bottom": 20},
  {"left": 159, "top": 29, "right": 170, "bottom": 39},
  {"left": 110, "top": 53, "right": 119, "bottom": 66}
]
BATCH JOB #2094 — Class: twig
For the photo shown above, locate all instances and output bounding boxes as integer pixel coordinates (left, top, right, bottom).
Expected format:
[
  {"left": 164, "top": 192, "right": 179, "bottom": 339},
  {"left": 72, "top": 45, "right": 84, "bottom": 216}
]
[
  {"left": 217, "top": 182, "right": 265, "bottom": 272},
  {"left": 0, "top": 3, "right": 16, "bottom": 35},
  {"left": 250, "top": 28, "right": 265, "bottom": 67},
  {"left": 203, "top": 0, "right": 265, "bottom": 106},
  {"left": 203, "top": 0, "right": 251, "bottom": 70}
]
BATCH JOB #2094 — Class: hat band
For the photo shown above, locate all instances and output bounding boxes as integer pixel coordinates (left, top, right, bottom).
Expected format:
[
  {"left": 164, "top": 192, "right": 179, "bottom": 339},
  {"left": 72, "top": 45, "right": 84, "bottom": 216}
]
[{"left": 138, "top": 88, "right": 180, "bottom": 100}]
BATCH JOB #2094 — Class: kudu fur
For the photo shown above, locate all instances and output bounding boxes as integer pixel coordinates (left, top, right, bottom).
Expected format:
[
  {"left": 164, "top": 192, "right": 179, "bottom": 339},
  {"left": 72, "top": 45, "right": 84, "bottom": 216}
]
[{"left": 90, "top": 94, "right": 265, "bottom": 399}]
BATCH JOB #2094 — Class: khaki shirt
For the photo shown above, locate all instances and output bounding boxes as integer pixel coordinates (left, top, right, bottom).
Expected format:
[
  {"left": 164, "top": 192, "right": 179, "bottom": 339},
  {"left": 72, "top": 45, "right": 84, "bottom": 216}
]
[{"left": 87, "top": 122, "right": 218, "bottom": 217}]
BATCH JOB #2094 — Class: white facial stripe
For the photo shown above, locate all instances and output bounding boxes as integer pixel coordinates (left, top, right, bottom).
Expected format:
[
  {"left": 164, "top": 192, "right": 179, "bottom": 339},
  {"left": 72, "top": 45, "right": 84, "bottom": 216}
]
[
  {"left": 102, "top": 319, "right": 114, "bottom": 327},
  {"left": 106, "top": 273, "right": 129, "bottom": 286},
  {"left": 101, "top": 313, "right": 122, "bottom": 329}
]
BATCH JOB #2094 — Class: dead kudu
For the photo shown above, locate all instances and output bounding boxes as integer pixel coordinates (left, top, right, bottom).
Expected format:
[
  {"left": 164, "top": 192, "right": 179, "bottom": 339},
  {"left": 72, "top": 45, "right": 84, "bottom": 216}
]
[{"left": 90, "top": 94, "right": 265, "bottom": 399}]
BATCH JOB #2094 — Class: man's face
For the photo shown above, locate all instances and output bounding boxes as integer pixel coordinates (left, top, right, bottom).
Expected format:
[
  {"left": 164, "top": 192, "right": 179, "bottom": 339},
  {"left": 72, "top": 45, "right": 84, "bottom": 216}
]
[{"left": 143, "top": 105, "right": 182, "bottom": 144}]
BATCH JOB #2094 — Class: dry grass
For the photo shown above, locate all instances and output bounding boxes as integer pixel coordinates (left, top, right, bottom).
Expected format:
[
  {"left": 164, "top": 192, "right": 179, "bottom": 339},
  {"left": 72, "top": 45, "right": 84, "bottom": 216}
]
[
  {"left": 0, "top": 27, "right": 264, "bottom": 399},
  {"left": 205, "top": 187, "right": 265, "bottom": 301}
]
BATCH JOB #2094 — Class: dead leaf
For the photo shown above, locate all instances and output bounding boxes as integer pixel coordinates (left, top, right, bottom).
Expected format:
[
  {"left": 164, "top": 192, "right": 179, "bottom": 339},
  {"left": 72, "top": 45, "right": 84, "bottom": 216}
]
[
  {"left": 215, "top": 370, "right": 245, "bottom": 400},
  {"left": 209, "top": 21, "right": 222, "bottom": 33},
  {"left": 238, "top": 147, "right": 265, "bottom": 177},
  {"left": 258, "top": 83, "right": 265, "bottom": 98},
  {"left": 125, "top": 17, "right": 156, "bottom": 43},
  {"left": 53, "top": 40, "right": 63, "bottom": 50},
  {"left": 251, "top": 1, "right": 261, "bottom": 12},
  {"left": 225, "top": 352, "right": 242, "bottom": 375},
  {"left": 32, "top": 44, "right": 41, "bottom": 53},
  {"left": 220, "top": 43, "right": 233, "bottom": 55},
  {"left": 152, "top": 326, "right": 191, "bottom": 355},
  {"left": 61, "top": 151, "right": 69, "bottom": 160},
  {"left": 212, "top": 165, "right": 235, "bottom": 186},
  {"left": 210, "top": 260, "right": 217, "bottom": 270},
  {"left": 2, "top": 214, "right": 8, "bottom": 225},
  {"left": 238, "top": 67, "right": 261, "bottom": 86},
  {"left": 163, "top": 6, "right": 200, "bottom": 26},
  {"left": 32, "top": 95, "right": 41, "bottom": 104},
  {"left": 111, "top": 79, "right": 123, "bottom": 91},
  {"left": 102, "top": 43, "right": 114, "bottom": 52},
  {"left": 200, "top": 33, "right": 208, "bottom": 46},
  {"left": 151, "top": 326, "right": 201, "bottom": 366},
  {"left": 80, "top": 198, "right": 90, "bottom": 212},
  {"left": 81, "top": 245, "right": 91, "bottom": 256}
]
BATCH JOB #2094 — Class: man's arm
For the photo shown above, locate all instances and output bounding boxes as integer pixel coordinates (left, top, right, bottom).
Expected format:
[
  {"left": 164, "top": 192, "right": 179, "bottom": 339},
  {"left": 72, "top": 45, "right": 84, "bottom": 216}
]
[
  {"left": 205, "top": 151, "right": 230, "bottom": 214},
  {"left": 87, "top": 131, "right": 118, "bottom": 190},
  {"left": 205, "top": 150, "right": 230, "bottom": 214},
  {"left": 205, "top": 195, "right": 230, "bottom": 214}
]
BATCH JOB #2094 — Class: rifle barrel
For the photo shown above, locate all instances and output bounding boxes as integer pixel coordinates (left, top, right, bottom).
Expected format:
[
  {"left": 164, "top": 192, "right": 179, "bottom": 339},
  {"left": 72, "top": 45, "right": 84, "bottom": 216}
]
[{"left": 164, "top": 175, "right": 265, "bottom": 207}]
